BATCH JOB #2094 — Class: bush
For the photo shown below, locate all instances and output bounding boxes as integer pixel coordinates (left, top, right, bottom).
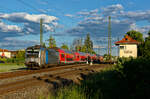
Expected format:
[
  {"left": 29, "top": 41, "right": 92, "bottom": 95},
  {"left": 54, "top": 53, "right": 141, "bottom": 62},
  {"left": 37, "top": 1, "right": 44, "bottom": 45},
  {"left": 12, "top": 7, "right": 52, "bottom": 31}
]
[
  {"left": 115, "top": 57, "right": 150, "bottom": 99},
  {"left": 0, "top": 57, "right": 25, "bottom": 64}
]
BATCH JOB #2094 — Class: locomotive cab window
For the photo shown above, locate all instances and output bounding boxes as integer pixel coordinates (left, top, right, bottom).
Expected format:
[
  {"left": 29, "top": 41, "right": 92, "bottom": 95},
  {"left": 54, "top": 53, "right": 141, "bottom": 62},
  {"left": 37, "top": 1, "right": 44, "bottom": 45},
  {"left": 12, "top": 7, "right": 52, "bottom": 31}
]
[{"left": 26, "top": 49, "right": 39, "bottom": 58}]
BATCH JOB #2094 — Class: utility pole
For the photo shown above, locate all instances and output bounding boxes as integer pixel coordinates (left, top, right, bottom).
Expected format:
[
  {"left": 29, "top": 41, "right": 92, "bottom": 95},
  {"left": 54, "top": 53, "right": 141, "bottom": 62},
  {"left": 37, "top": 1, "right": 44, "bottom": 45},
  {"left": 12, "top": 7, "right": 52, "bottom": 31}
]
[
  {"left": 40, "top": 18, "right": 43, "bottom": 46},
  {"left": 108, "top": 16, "right": 111, "bottom": 57}
]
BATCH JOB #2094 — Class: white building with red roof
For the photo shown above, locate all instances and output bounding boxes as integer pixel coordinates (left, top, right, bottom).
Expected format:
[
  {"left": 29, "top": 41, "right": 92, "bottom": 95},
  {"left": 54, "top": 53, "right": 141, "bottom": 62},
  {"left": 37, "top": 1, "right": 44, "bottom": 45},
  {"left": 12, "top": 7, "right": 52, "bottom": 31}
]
[
  {"left": 0, "top": 49, "right": 11, "bottom": 58},
  {"left": 115, "top": 35, "right": 140, "bottom": 58}
]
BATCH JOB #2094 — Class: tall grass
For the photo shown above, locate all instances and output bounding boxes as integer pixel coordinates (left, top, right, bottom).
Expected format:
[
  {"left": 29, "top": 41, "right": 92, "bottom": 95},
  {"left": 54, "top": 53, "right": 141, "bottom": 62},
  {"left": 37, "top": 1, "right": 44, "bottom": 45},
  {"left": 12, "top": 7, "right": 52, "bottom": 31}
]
[
  {"left": 39, "top": 85, "right": 86, "bottom": 99},
  {"left": 39, "top": 67, "right": 120, "bottom": 99},
  {"left": 39, "top": 57, "right": 150, "bottom": 99}
]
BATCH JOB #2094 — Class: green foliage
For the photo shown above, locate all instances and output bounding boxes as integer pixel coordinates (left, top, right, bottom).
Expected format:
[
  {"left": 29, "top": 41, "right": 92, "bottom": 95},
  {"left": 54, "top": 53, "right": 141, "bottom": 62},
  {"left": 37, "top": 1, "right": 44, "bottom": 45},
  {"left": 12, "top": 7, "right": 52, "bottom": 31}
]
[
  {"left": 79, "top": 68, "right": 128, "bottom": 99},
  {"left": 39, "top": 85, "right": 86, "bottom": 99},
  {"left": 42, "top": 43, "right": 46, "bottom": 48},
  {"left": 103, "top": 54, "right": 117, "bottom": 61},
  {"left": 126, "top": 30, "right": 150, "bottom": 57},
  {"left": 72, "top": 34, "right": 96, "bottom": 54},
  {"left": 61, "top": 43, "right": 69, "bottom": 50},
  {"left": 0, "top": 51, "right": 25, "bottom": 64},
  {"left": 126, "top": 30, "right": 144, "bottom": 42},
  {"left": 115, "top": 57, "right": 150, "bottom": 99},
  {"left": 55, "top": 86, "right": 86, "bottom": 99},
  {"left": 16, "top": 51, "right": 25, "bottom": 59},
  {"left": 0, "top": 64, "right": 25, "bottom": 72},
  {"left": 84, "top": 33, "right": 93, "bottom": 53},
  {"left": 80, "top": 45, "right": 86, "bottom": 52},
  {"left": 0, "top": 57, "right": 25, "bottom": 64},
  {"left": 137, "top": 30, "right": 150, "bottom": 57},
  {"left": 72, "top": 38, "right": 83, "bottom": 52},
  {"left": 42, "top": 67, "right": 127, "bottom": 99},
  {"left": 48, "top": 35, "right": 56, "bottom": 48},
  {"left": 126, "top": 30, "right": 144, "bottom": 57},
  {"left": 142, "top": 31, "right": 150, "bottom": 57},
  {"left": 39, "top": 58, "right": 150, "bottom": 99}
]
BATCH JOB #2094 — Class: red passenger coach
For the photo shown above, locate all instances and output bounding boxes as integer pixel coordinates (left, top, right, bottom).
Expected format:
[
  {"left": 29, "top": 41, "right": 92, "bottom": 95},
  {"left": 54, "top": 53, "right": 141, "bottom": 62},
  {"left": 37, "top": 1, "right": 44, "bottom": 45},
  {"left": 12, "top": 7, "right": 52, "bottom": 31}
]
[
  {"left": 91, "top": 54, "right": 97, "bottom": 60},
  {"left": 58, "top": 49, "right": 74, "bottom": 64},
  {"left": 79, "top": 52, "right": 87, "bottom": 62},
  {"left": 74, "top": 52, "right": 80, "bottom": 62}
]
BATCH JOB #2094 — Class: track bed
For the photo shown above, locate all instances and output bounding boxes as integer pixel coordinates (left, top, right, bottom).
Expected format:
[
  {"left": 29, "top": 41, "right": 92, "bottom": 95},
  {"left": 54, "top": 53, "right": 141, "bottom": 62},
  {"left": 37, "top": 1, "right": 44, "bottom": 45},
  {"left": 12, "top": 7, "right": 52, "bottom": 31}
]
[{"left": 0, "top": 64, "right": 111, "bottom": 99}]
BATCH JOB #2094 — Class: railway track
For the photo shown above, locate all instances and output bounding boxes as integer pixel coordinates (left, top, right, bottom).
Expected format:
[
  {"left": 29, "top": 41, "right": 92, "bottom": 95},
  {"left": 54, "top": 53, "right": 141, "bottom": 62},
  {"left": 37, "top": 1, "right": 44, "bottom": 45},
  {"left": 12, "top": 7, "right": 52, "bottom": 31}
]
[
  {"left": 0, "top": 64, "right": 87, "bottom": 80},
  {"left": 0, "top": 64, "right": 111, "bottom": 98}
]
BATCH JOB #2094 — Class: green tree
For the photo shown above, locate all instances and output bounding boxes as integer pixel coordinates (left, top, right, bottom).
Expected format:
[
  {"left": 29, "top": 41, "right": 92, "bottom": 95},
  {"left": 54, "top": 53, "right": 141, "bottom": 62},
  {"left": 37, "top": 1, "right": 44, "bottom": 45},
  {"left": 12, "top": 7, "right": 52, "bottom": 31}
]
[
  {"left": 84, "top": 33, "right": 94, "bottom": 53},
  {"left": 61, "top": 43, "right": 69, "bottom": 50},
  {"left": 48, "top": 35, "right": 56, "bottom": 48},
  {"left": 16, "top": 51, "right": 25, "bottom": 59},
  {"left": 72, "top": 38, "right": 83, "bottom": 52},
  {"left": 142, "top": 31, "right": 150, "bottom": 57},
  {"left": 80, "top": 45, "right": 86, "bottom": 52},
  {"left": 126, "top": 30, "right": 144, "bottom": 42},
  {"left": 126, "top": 30, "right": 144, "bottom": 56},
  {"left": 43, "top": 43, "right": 46, "bottom": 48}
]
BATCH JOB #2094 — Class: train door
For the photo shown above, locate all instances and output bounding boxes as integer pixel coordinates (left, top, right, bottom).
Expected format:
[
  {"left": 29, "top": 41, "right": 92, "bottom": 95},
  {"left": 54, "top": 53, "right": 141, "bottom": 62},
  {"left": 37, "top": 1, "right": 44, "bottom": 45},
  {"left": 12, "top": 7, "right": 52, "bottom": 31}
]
[{"left": 60, "top": 53, "right": 65, "bottom": 63}]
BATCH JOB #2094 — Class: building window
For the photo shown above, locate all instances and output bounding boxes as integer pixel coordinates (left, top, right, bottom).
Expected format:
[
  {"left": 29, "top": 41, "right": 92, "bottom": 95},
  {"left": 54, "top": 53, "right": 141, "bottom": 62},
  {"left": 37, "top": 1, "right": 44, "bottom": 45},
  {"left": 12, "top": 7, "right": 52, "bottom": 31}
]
[{"left": 120, "top": 46, "right": 124, "bottom": 49}]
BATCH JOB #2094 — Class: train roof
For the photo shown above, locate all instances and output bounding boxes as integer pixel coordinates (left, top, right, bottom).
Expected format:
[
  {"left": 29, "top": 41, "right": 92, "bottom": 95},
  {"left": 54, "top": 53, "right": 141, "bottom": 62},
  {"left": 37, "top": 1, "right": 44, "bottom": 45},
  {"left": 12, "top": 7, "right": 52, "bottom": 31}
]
[
  {"left": 57, "top": 49, "right": 73, "bottom": 54},
  {"left": 26, "top": 45, "right": 45, "bottom": 50}
]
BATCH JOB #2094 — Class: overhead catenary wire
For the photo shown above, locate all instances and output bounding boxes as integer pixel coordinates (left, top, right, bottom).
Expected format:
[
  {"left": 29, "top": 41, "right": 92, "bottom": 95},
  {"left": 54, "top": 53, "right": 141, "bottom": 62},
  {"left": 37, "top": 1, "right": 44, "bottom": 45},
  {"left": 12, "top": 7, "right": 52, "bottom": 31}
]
[{"left": 16, "top": 0, "right": 46, "bottom": 14}]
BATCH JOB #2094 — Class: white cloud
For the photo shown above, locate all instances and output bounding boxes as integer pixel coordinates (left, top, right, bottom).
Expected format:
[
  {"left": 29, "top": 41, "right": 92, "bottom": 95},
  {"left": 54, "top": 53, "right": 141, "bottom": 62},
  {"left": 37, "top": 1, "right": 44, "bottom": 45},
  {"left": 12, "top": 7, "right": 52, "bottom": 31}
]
[
  {"left": 0, "top": 12, "right": 58, "bottom": 50},
  {"left": 0, "top": 12, "right": 58, "bottom": 36},
  {"left": 77, "top": 9, "right": 99, "bottom": 17},
  {"left": 0, "top": 37, "right": 38, "bottom": 50},
  {"left": 0, "top": 21, "right": 21, "bottom": 32},
  {"left": 101, "top": 4, "right": 123, "bottom": 16},
  {"left": 64, "top": 14, "right": 74, "bottom": 18},
  {"left": 120, "top": 10, "right": 150, "bottom": 22},
  {"left": 0, "top": 12, "right": 58, "bottom": 24}
]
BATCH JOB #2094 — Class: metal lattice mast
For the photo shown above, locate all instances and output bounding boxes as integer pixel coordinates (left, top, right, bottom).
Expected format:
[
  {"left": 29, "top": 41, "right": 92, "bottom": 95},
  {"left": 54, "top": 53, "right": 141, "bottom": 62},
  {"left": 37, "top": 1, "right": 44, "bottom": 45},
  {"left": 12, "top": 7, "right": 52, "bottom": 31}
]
[
  {"left": 40, "top": 18, "right": 43, "bottom": 46},
  {"left": 108, "top": 17, "right": 110, "bottom": 55},
  {"left": 108, "top": 16, "right": 111, "bottom": 56}
]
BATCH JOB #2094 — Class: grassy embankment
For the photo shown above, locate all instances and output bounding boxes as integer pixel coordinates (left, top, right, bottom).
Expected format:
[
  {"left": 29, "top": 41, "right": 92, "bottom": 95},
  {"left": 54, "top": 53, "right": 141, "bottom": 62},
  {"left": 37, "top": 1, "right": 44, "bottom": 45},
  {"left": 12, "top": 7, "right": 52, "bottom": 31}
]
[
  {"left": 0, "top": 58, "right": 25, "bottom": 72},
  {"left": 0, "top": 63, "right": 25, "bottom": 72},
  {"left": 39, "top": 57, "right": 150, "bottom": 99}
]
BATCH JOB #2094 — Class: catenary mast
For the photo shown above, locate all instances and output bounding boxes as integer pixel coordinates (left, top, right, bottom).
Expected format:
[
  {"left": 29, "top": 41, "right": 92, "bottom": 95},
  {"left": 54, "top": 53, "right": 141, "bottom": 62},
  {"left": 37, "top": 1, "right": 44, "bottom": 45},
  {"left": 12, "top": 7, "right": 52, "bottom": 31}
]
[{"left": 40, "top": 18, "right": 43, "bottom": 46}]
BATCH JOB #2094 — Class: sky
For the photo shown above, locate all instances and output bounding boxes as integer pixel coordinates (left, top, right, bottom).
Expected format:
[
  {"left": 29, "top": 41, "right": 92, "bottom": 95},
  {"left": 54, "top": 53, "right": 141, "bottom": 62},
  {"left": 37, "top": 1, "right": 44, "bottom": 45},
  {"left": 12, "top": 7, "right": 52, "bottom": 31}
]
[{"left": 0, "top": 0, "right": 150, "bottom": 56}]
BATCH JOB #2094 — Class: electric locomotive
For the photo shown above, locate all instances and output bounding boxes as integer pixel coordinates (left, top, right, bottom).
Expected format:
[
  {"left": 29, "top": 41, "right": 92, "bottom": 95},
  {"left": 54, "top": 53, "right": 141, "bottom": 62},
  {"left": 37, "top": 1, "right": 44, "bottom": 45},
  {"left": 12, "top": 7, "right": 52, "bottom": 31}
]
[{"left": 25, "top": 45, "right": 99, "bottom": 69}]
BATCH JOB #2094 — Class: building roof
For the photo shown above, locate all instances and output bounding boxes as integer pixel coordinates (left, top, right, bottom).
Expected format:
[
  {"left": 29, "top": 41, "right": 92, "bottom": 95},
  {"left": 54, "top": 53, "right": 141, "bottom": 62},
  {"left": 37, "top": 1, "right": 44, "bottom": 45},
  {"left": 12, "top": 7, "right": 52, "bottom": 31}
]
[
  {"left": 0, "top": 48, "right": 11, "bottom": 52},
  {"left": 115, "top": 35, "right": 140, "bottom": 45}
]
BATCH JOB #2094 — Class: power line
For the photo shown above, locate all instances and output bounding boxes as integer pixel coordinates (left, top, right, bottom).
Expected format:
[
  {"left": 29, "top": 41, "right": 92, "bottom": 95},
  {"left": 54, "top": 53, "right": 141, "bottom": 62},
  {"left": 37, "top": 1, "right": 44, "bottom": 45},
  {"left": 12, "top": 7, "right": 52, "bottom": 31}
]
[
  {"left": 16, "top": 0, "right": 46, "bottom": 14},
  {"left": 0, "top": 5, "right": 15, "bottom": 12}
]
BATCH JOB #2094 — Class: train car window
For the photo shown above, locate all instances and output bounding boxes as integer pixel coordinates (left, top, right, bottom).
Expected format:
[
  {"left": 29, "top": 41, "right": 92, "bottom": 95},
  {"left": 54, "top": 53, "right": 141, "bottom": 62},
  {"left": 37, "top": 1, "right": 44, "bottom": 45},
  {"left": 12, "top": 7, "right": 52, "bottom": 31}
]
[
  {"left": 66, "top": 58, "right": 73, "bottom": 61},
  {"left": 61, "top": 54, "right": 65, "bottom": 58}
]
